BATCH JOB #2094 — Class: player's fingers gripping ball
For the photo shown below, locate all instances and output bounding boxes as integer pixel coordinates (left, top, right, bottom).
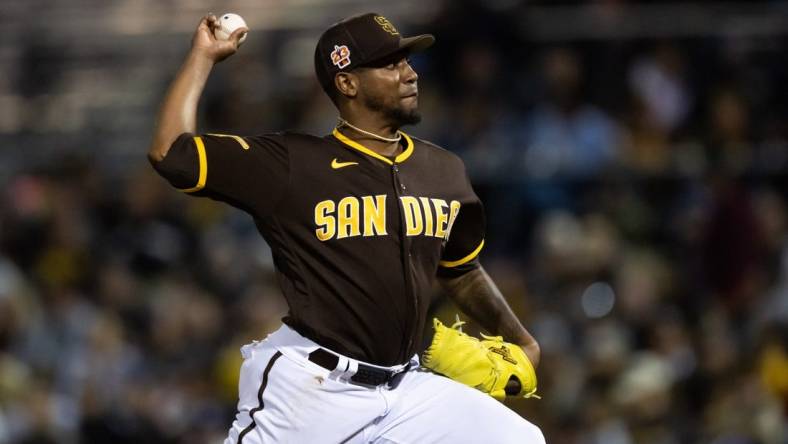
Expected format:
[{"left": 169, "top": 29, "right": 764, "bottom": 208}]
[
  {"left": 422, "top": 318, "right": 539, "bottom": 401},
  {"left": 214, "top": 13, "right": 248, "bottom": 45}
]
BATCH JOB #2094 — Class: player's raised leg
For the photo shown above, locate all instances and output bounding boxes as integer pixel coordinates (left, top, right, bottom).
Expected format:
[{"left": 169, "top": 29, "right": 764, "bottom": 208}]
[{"left": 370, "top": 369, "right": 545, "bottom": 444}]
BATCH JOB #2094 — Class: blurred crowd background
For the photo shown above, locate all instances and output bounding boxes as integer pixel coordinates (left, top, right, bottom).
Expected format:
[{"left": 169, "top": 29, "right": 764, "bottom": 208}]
[{"left": 1, "top": 0, "right": 787, "bottom": 443}]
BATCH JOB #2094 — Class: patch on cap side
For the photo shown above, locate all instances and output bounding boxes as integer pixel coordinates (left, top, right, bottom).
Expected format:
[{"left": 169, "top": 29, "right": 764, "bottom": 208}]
[
  {"left": 374, "top": 16, "right": 399, "bottom": 35},
  {"left": 331, "top": 45, "right": 351, "bottom": 69}
]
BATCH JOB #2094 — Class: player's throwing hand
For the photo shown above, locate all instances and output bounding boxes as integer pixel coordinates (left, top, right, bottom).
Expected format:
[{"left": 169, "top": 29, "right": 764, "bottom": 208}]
[{"left": 191, "top": 14, "right": 247, "bottom": 63}]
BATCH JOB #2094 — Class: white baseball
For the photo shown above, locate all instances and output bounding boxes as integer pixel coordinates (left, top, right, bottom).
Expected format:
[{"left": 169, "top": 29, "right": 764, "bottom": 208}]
[{"left": 214, "top": 13, "right": 248, "bottom": 45}]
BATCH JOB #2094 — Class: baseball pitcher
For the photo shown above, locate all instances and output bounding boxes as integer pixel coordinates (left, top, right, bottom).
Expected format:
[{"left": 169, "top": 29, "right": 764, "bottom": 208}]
[{"left": 149, "top": 12, "right": 545, "bottom": 444}]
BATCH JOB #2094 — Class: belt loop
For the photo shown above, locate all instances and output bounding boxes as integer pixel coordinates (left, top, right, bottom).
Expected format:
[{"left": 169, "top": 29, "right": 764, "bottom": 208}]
[
  {"left": 332, "top": 355, "right": 350, "bottom": 379},
  {"left": 387, "top": 363, "right": 411, "bottom": 390},
  {"left": 345, "top": 360, "right": 359, "bottom": 378}
]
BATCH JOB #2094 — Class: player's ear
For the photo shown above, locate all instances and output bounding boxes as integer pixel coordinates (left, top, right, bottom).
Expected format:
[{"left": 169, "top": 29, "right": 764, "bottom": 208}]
[{"left": 335, "top": 72, "right": 358, "bottom": 99}]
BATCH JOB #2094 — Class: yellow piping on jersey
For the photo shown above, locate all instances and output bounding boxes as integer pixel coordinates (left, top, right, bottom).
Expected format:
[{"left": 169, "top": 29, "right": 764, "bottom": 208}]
[
  {"left": 178, "top": 136, "right": 207, "bottom": 193},
  {"left": 206, "top": 133, "right": 249, "bottom": 149},
  {"left": 439, "top": 240, "right": 485, "bottom": 268},
  {"left": 332, "top": 128, "right": 414, "bottom": 164}
]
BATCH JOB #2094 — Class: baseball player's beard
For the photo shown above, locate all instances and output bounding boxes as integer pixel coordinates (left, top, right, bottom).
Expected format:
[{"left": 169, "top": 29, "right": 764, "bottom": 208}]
[{"left": 363, "top": 94, "right": 422, "bottom": 128}]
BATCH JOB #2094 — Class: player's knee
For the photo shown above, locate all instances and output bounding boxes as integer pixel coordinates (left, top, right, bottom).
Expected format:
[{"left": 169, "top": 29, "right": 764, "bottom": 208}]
[
  {"left": 505, "top": 417, "right": 545, "bottom": 444},
  {"left": 526, "top": 423, "right": 546, "bottom": 444}
]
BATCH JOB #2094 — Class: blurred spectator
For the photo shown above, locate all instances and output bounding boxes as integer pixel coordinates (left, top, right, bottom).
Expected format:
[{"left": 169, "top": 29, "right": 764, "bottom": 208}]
[
  {"left": 629, "top": 43, "right": 691, "bottom": 135},
  {"left": 521, "top": 48, "right": 622, "bottom": 179}
]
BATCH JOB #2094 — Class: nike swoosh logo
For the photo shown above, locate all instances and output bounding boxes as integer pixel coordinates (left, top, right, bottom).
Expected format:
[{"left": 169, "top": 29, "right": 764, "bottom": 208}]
[{"left": 331, "top": 158, "right": 359, "bottom": 169}]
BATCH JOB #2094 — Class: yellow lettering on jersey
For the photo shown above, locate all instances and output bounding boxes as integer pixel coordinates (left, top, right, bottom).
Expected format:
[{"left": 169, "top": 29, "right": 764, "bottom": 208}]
[
  {"left": 337, "top": 197, "right": 360, "bottom": 239},
  {"left": 400, "top": 196, "right": 423, "bottom": 236},
  {"left": 315, "top": 200, "right": 336, "bottom": 241},
  {"left": 419, "top": 197, "right": 434, "bottom": 237},
  {"left": 314, "top": 195, "right": 459, "bottom": 241},
  {"left": 362, "top": 195, "right": 387, "bottom": 236},
  {"left": 432, "top": 198, "right": 449, "bottom": 239},
  {"left": 446, "top": 200, "right": 462, "bottom": 240}
]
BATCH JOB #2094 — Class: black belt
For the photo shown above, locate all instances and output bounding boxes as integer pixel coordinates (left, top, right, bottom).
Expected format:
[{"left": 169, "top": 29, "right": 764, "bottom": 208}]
[{"left": 307, "top": 348, "right": 410, "bottom": 389}]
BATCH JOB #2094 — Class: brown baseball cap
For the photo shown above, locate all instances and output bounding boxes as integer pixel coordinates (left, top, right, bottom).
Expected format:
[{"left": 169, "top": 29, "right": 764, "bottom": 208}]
[{"left": 314, "top": 13, "right": 435, "bottom": 95}]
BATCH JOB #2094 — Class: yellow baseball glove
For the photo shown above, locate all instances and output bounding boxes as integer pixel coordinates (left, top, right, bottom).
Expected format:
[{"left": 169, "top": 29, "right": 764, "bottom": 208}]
[{"left": 422, "top": 318, "right": 539, "bottom": 400}]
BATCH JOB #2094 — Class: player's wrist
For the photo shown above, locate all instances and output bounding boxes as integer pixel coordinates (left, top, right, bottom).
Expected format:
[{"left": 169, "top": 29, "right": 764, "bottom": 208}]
[
  {"left": 181, "top": 50, "right": 223, "bottom": 79},
  {"left": 519, "top": 341, "right": 540, "bottom": 368},
  {"left": 187, "top": 47, "right": 220, "bottom": 66}
]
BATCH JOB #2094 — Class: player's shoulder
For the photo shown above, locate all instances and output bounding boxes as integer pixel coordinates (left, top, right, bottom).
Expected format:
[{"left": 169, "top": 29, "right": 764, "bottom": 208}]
[
  {"left": 241, "top": 130, "right": 334, "bottom": 152},
  {"left": 281, "top": 130, "right": 328, "bottom": 143},
  {"left": 244, "top": 130, "right": 319, "bottom": 144},
  {"left": 407, "top": 134, "right": 467, "bottom": 171}
]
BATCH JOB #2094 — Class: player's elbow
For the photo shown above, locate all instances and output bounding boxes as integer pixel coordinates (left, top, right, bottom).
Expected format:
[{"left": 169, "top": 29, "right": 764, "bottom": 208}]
[
  {"left": 149, "top": 134, "right": 201, "bottom": 189},
  {"left": 148, "top": 140, "right": 173, "bottom": 164},
  {"left": 148, "top": 132, "right": 192, "bottom": 165},
  {"left": 148, "top": 148, "right": 165, "bottom": 165}
]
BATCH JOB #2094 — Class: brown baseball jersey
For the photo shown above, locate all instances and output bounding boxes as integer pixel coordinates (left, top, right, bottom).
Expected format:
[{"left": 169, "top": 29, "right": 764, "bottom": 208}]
[{"left": 153, "top": 129, "right": 485, "bottom": 366}]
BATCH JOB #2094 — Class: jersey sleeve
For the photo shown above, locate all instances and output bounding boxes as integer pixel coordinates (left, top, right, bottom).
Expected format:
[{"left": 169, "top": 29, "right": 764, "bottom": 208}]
[
  {"left": 153, "top": 132, "right": 289, "bottom": 216},
  {"left": 436, "top": 166, "right": 486, "bottom": 278}
]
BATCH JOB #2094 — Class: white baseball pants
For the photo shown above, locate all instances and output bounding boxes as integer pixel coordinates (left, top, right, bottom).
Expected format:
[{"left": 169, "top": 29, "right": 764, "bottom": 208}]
[{"left": 224, "top": 324, "right": 545, "bottom": 444}]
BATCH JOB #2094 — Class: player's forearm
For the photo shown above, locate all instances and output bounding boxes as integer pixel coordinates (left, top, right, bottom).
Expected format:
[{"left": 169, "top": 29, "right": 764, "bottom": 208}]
[
  {"left": 439, "top": 266, "right": 540, "bottom": 367},
  {"left": 148, "top": 51, "right": 215, "bottom": 163}
]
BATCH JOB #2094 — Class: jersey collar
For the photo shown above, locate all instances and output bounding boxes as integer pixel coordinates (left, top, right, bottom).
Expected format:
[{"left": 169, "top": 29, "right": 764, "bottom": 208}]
[{"left": 332, "top": 128, "right": 414, "bottom": 165}]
